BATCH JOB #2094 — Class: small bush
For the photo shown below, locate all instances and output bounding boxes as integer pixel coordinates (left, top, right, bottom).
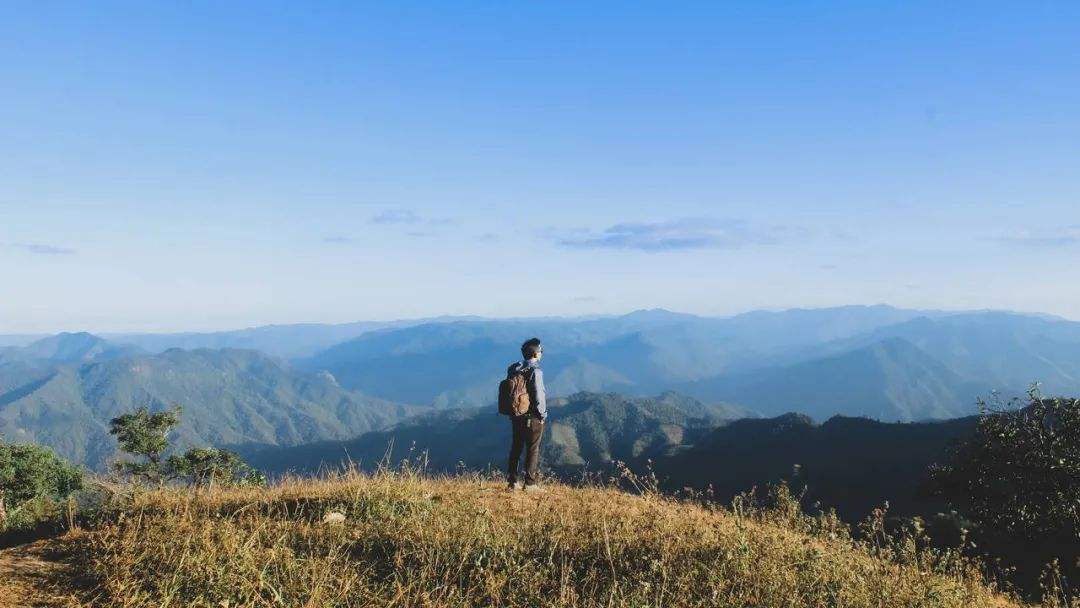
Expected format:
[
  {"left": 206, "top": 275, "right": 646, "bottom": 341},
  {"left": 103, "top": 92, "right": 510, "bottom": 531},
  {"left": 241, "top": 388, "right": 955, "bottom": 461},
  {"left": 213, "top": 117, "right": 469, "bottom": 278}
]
[
  {"left": 0, "top": 442, "right": 83, "bottom": 533},
  {"left": 931, "top": 386, "right": 1080, "bottom": 603}
]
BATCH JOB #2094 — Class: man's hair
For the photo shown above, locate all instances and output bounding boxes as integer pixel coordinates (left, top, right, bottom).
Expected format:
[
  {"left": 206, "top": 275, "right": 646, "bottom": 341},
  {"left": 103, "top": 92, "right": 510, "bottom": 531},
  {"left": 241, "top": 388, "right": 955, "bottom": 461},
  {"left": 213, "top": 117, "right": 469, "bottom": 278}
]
[{"left": 521, "top": 338, "right": 542, "bottom": 359}]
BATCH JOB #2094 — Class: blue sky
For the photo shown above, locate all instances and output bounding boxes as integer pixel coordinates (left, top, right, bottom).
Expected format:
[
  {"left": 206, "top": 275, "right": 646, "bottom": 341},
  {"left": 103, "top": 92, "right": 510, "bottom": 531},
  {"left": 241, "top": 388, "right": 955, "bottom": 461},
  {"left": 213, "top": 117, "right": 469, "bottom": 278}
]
[{"left": 2, "top": 1, "right": 1079, "bottom": 332}]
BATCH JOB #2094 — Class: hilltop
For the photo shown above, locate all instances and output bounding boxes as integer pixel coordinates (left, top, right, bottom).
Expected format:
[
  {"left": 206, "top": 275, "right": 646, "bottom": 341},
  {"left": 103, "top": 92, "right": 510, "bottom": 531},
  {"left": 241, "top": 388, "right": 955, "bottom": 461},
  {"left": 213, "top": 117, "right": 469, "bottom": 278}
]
[{"left": 0, "top": 471, "right": 1022, "bottom": 608}]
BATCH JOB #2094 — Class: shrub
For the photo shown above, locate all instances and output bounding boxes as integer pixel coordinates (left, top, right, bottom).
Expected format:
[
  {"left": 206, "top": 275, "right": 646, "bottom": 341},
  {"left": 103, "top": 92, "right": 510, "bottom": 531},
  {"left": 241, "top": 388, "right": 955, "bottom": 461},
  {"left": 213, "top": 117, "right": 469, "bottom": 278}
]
[
  {"left": 166, "top": 447, "right": 266, "bottom": 488},
  {"left": 931, "top": 387, "right": 1080, "bottom": 541},
  {"left": 0, "top": 442, "right": 83, "bottom": 531},
  {"left": 109, "top": 405, "right": 182, "bottom": 484},
  {"left": 930, "top": 386, "right": 1080, "bottom": 602}
]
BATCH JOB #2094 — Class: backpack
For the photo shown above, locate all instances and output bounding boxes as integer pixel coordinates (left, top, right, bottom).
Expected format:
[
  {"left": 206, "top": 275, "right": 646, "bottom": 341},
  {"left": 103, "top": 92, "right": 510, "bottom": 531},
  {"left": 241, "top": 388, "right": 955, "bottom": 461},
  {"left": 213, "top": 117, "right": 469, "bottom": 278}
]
[{"left": 498, "top": 364, "right": 532, "bottom": 417}]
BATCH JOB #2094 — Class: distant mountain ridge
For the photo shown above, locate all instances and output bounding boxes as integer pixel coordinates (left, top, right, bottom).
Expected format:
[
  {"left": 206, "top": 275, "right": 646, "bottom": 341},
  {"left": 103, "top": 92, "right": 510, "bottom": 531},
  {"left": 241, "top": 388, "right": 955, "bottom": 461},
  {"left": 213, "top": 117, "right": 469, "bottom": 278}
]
[
  {"left": 294, "top": 306, "right": 1079, "bottom": 421},
  {"left": 16, "top": 332, "right": 141, "bottom": 363},
  {"left": 0, "top": 334, "right": 419, "bottom": 469},
  {"left": 102, "top": 316, "right": 487, "bottom": 358},
  {"left": 5, "top": 305, "right": 1080, "bottom": 473},
  {"left": 681, "top": 337, "right": 992, "bottom": 420}
]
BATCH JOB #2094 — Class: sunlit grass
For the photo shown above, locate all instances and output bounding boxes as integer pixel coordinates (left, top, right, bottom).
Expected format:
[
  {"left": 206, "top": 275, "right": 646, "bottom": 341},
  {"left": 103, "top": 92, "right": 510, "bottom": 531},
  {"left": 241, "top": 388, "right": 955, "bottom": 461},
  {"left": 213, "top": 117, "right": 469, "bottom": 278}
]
[{"left": 71, "top": 467, "right": 1022, "bottom": 608}]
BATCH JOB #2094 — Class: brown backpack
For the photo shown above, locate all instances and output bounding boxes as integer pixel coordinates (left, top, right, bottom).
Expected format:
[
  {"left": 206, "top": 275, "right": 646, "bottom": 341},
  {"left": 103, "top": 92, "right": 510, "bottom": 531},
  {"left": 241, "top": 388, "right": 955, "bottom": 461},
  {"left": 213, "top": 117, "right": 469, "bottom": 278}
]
[{"left": 498, "top": 365, "right": 532, "bottom": 417}]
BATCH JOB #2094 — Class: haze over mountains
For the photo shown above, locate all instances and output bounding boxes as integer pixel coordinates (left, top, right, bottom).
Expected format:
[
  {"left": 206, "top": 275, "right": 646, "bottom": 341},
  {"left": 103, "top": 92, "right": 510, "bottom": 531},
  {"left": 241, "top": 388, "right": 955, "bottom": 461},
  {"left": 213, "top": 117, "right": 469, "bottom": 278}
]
[
  {"left": 3, "top": 304, "right": 1080, "bottom": 474},
  {"left": 0, "top": 333, "right": 416, "bottom": 469},
  {"left": 296, "top": 305, "right": 1078, "bottom": 419}
]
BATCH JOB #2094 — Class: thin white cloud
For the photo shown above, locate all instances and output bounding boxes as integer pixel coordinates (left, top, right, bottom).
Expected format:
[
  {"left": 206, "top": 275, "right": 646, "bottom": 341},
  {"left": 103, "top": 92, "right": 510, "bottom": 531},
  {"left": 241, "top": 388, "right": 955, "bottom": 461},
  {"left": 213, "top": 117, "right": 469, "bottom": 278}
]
[
  {"left": 370, "top": 209, "right": 422, "bottom": 225},
  {"left": 368, "top": 209, "right": 460, "bottom": 235},
  {"left": 322, "top": 236, "right": 356, "bottom": 244},
  {"left": 991, "top": 226, "right": 1080, "bottom": 247},
  {"left": 554, "top": 218, "right": 802, "bottom": 252},
  {"left": 8, "top": 242, "right": 77, "bottom": 256}
]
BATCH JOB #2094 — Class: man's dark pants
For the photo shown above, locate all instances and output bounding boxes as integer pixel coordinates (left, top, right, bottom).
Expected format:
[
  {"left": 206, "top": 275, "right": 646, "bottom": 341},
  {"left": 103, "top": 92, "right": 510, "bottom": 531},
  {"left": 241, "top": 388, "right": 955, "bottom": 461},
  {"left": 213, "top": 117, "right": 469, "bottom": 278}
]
[{"left": 508, "top": 415, "right": 544, "bottom": 485}]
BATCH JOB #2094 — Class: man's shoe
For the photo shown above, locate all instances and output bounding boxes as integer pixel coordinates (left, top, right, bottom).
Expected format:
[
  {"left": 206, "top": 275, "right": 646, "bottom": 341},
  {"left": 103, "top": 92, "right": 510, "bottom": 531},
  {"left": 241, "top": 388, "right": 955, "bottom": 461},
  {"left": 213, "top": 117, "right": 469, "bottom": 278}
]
[{"left": 523, "top": 483, "right": 545, "bottom": 493}]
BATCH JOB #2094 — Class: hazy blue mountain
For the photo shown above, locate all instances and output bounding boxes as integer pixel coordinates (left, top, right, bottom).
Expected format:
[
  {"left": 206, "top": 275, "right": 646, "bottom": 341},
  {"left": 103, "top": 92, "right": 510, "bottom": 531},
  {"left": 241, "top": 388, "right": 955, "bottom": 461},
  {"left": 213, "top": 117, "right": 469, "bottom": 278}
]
[
  {"left": 682, "top": 338, "right": 994, "bottom": 421},
  {"left": 819, "top": 312, "right": 1080, "bottom": 395},
  {"left": 7, "top": 305, "right": 1080, "bottom": 461},
  {"left": 0, "top": 338, "right": 420, "bottom": 469},
  {"left": 239, "top": 392, "right": 744, "bottom": 475},
  {"left": 298, "top": 305, "right": 935, "bottom": 410},
  {"left": 701, "top": 304, "right": 939, "bottom": 356},
  {"left": 14, "top": 332, "right": 142, "bottom": 363},
  {"left": 105, "top": 316, "right": 484, "bottom": 359}
]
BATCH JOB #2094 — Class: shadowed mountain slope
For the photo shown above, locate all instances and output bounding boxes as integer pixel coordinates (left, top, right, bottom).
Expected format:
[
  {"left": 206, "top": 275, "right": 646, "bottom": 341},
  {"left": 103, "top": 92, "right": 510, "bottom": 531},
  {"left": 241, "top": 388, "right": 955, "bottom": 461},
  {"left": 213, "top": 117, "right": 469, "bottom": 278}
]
[
  {"left": 239, "top": 392, "right": 743, "bottom": 475},
  {"left": 653, "top": 412, "right": 979, "bottom": 521},
  {"left": 820, "top": 312, "right": 1080, "bottom": 395},
  {"left": 683, "top": 338, "right": 993, "bottom": 421}
]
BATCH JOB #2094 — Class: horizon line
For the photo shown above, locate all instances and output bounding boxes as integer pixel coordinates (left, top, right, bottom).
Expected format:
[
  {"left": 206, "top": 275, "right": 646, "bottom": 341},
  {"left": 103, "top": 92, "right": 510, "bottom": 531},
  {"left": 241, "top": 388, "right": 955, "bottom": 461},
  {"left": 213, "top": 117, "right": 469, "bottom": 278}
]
[{"left": 1, "top": 303, "right": 1070, "bottom": 337}]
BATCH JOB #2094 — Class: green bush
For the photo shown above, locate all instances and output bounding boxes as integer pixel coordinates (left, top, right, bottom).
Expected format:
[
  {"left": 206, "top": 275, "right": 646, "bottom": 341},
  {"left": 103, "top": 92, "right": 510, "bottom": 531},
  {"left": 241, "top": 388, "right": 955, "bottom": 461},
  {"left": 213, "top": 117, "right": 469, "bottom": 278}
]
[
  {"left": 167, "top": 447, "right": 266, "bottom": 488},
  {"left": 0, "top": 442, "right": 83, "bottom": 531},
  {"left": 931, "top": 387, "right": 1080, "bottom": 541},
  {"left": 109, "top": 405, "right": 182, "bottom": 483},
  {"left": 930, "top": 386, "right": 1080, "bottom": 602}
]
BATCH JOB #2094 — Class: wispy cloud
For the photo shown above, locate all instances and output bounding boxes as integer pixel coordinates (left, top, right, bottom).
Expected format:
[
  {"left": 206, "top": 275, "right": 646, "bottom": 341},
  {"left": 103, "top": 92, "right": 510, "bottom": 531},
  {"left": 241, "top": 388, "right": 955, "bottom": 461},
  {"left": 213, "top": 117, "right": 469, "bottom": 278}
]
[
  {"left": 990, "top": 226, "right": 1080, "bottom": 247},
  {"left": 367, "top": 209, "right": 460, "bottom": 238},
  {"left": 8, "top": 242, "right": 77, "bottom": 256},
  {"left": 369, "top": 209, "right": 460, "bottom": 226},
  {"left": 370, "top": 209, "right": 422, "bottom": 225},
  {"left": 553, "top": 218, "right": 802, "bottom": 252},
  {"left": 322, "top": 236, "right": 356, "bottom": 244},
  {"left": 326, "top": 210, "right": 461, "bottom": 244}
]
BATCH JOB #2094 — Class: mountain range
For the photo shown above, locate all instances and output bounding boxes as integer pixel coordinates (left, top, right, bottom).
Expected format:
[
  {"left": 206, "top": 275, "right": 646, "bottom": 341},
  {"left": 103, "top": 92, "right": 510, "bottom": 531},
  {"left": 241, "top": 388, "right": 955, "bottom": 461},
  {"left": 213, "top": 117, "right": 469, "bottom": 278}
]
[
  {"left": 3, "top": 304, "right": 1080, "bottom": 472},
  {"left": 0, "top": 333, "right": 418, "bottom": 469},
  {"left": 295, "top": 306, "right": 1080, "bottom": 420}
]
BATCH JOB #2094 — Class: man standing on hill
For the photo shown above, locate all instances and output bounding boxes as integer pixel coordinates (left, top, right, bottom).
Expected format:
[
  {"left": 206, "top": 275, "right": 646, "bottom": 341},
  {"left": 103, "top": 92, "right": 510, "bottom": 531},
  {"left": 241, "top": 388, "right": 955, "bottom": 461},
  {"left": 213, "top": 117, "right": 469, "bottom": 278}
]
[{"left": 504, "top": 337, "right": 547, "bottom": 491}]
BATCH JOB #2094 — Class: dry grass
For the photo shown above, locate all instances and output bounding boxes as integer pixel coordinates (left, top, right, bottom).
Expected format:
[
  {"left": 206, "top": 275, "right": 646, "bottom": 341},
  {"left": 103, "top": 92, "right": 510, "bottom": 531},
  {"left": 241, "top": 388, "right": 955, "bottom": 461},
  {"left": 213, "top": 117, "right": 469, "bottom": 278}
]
[
  {"left": 65, "top": 469, "right": 1024, "bottom": 608},
  {"left": 0, "top": 536, "right": 85, "bottom": 608}
]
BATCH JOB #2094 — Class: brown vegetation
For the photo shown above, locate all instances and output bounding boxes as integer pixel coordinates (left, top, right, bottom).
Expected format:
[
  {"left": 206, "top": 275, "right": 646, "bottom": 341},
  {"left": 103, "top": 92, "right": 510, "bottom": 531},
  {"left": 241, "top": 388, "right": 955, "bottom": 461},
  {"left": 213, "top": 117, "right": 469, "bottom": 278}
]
[{"left": 51, "top": 468, "right": 1025, "bottom": 608}]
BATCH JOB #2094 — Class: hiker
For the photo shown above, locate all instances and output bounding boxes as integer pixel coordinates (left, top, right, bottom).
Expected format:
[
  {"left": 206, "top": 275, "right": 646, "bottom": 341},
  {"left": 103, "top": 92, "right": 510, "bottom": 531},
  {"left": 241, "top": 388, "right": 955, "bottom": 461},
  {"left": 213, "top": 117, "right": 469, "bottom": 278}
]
[{"left": 499, "top": 337, "right": 547, "bottom": 491}]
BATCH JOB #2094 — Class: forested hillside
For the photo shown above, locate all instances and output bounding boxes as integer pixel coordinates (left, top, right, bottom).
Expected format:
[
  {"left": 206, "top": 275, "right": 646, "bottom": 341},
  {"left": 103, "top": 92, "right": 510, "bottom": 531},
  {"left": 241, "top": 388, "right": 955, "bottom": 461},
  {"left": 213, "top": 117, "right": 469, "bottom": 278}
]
[
  {"left": 0, "top": 334, "right": 418, "bottom": 469},
  {"left": 239, "top": 392, "right": 741, "bottom": 475}
]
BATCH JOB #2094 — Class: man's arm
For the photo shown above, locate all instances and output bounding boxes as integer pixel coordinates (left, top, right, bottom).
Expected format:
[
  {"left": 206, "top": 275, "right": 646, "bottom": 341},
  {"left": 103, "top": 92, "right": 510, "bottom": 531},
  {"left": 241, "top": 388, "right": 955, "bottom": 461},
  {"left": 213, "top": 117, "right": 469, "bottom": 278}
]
[{"left": 532, "top": 368, "right": 547, "bottom": 420}]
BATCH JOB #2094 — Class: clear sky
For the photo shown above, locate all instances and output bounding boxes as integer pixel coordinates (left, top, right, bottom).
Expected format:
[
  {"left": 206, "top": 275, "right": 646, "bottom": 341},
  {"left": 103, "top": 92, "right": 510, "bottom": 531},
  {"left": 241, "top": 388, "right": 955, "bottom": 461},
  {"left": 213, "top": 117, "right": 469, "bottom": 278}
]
[{"left": 2, "top": 2, "right": 1079, "bottom": 332}]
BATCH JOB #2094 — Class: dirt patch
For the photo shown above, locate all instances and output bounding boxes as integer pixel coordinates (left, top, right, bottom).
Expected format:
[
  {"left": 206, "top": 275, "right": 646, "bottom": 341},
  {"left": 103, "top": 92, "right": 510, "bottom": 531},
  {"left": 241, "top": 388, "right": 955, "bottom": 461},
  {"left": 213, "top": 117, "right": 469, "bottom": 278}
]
[{"left": 0, "top": 536, "right": 84, "bottom": 608}]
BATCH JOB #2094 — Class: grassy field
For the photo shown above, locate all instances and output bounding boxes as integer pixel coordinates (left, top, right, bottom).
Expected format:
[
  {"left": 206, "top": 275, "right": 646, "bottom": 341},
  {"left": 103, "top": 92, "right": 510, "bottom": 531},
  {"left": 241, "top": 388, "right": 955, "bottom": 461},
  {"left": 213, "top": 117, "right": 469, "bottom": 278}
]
[{"left": 10, "top": 467, "right": 1022, "bottom": 608}]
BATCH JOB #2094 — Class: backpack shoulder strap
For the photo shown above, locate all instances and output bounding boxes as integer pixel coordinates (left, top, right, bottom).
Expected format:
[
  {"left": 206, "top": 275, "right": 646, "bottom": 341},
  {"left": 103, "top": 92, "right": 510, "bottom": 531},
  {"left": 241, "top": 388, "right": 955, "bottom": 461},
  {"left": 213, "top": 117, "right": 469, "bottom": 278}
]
[{"left": 507, "top": 361, "right": 534, "bottom": 381}]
